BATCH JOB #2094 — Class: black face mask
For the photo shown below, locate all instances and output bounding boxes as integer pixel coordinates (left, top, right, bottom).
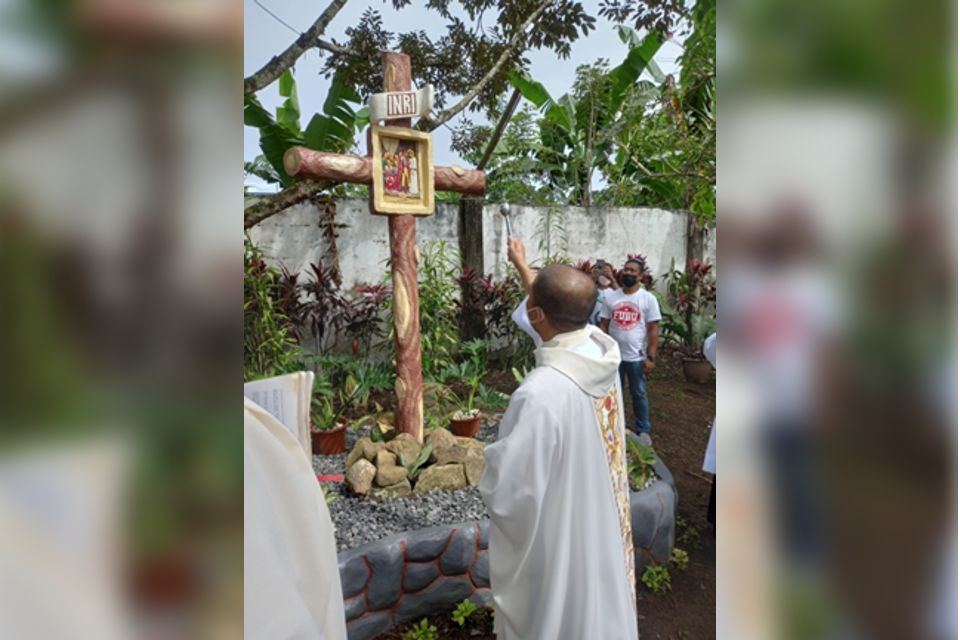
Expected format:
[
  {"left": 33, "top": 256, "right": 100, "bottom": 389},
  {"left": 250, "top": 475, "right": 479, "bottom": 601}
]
[{"left": 620, "top": 275, "right": 638, "bottom": 287}]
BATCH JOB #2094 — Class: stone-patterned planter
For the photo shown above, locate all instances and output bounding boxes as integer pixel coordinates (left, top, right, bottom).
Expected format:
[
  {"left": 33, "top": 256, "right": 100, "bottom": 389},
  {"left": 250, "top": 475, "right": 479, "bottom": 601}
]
[
  {"left": 337, "top": 440, "right": 676, "bottom": 640},
  {"left": 626, "top": 431, "right": 678, "bottom": 569},
  {"left": 338, "top": 521, "right": 492, "bottom": 640}
]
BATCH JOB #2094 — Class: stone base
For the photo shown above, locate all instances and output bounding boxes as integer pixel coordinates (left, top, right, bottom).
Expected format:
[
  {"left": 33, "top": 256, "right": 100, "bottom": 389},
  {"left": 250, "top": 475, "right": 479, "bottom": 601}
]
[{"left": 337, "top": 438, "right": 678, "bottom": 639}]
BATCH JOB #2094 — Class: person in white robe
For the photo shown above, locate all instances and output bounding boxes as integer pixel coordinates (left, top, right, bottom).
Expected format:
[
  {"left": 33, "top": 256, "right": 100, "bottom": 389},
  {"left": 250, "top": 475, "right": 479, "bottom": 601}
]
[
  {"left": 480, "top": 264, "right": 638, "bottom": 640},
  {"left": 702, "top": 332, "right": 717, "bottom": 526},
  {"left": 244, "top": 397, "right": 347, "bottom": 640}
]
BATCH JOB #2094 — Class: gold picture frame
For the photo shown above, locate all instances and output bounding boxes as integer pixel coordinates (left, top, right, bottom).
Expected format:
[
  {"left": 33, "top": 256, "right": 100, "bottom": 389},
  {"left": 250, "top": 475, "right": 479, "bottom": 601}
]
[{"left": 371, "top": 125, "right": 434, "bottom": 215}]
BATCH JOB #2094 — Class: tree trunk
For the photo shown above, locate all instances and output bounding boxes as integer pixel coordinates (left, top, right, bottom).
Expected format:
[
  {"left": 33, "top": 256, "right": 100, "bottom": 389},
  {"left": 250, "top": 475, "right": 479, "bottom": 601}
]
[{"left": 458, "top": 198, "right": 486, "bottom": 341}]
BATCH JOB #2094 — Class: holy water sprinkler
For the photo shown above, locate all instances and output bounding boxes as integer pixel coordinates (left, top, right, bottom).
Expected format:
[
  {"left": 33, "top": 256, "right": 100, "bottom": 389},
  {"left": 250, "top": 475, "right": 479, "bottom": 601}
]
[{"left": 499, "top": 203, "right": 514, "bottom": 237}]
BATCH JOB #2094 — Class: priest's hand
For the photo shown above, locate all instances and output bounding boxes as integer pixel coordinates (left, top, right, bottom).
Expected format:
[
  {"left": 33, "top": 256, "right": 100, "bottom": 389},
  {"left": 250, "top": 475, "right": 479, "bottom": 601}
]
[{"left": 507, "top": 236, "right": 527, "bottom": 268}]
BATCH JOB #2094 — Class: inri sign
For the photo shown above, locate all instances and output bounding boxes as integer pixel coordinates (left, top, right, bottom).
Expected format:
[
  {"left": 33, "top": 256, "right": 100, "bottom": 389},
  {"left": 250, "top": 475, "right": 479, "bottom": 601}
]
[{"left": 368, "top": 84, "right": 434, "bottom": 123}]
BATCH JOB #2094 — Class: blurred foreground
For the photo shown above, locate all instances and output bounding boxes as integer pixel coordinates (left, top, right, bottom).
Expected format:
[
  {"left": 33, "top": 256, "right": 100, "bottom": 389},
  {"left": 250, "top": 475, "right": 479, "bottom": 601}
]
[
  {"left": 718, "top": 0, "right": 956, "bottom": 638},
  {"left": 0, "top": 0, "right": 242, "bottom": 637},
  {"left": 0, "top": 0, "right": 955, "bottom": 638}
]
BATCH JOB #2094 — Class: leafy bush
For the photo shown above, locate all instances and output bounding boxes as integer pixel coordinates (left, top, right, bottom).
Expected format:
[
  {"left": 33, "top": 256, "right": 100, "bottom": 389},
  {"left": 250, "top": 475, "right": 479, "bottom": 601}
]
[
  {"left": 626, "top": 437, "right": 657, "bottom": 490},
  {"left": 451, "top": 598, "right": 478, "bottom": 627},
  {"left": 476, "top": 383, "right": 510, "bottom": 411},
  {"left": 641, "top": 564, "right": 672, "bottom": 593},
  {"left": 244, "top": 238, "right": 299, "bottom": 380},
  {"left": 657, "top": 257, "right": 717, "bottom": 359},
  {"left": 671, "top": 548, "right": 689, "bottom": 571},
  {"left": 403, "top": 618, "right": 438, "bottom": 640},
  {"left": 417, "top": 241, "right": 461, "bottom": 380}
]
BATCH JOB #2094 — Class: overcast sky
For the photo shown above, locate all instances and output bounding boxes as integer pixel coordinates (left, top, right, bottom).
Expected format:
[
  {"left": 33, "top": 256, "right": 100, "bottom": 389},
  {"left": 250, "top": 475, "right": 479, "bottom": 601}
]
[{"left": 244, "top": 1, "right": 684, "bottom": 193}]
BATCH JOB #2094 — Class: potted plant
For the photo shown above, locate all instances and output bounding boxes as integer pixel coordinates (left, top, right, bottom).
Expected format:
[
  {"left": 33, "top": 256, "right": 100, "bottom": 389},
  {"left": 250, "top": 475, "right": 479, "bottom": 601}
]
[
  {"left": 657, "top": 259, "right": 716, "bottom": 384},
  {"left": 449, "top": 339, "right": 487, "bottom": 437},
  {"left": 311, "top": 393, "right": 347, "bottom": 455}
]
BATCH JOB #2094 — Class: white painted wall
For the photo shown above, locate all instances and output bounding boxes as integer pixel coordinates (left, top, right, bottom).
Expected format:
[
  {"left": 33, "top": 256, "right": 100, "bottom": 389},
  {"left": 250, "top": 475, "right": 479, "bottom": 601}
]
[{"left": 248, "top": 199, "right": 716, "bottom": 291}]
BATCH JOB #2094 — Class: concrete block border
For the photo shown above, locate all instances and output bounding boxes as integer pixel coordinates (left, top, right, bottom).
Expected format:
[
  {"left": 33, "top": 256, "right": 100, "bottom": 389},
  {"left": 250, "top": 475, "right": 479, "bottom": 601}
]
[{"left": 337, "top": 444, "right": 677, "bottom": 640}]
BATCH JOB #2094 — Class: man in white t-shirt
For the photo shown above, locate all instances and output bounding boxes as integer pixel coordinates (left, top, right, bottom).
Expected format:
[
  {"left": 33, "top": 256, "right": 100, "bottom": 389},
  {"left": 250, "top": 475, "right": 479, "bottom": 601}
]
[{"left": 600, "top": 258, "right": 661, "bottom": 438}]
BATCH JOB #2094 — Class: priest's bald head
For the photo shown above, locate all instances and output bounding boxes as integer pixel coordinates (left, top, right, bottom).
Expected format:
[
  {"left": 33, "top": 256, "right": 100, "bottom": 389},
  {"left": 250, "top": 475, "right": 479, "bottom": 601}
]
[{"left": 527, "top": 264, "right": 597, "bottom": 342}]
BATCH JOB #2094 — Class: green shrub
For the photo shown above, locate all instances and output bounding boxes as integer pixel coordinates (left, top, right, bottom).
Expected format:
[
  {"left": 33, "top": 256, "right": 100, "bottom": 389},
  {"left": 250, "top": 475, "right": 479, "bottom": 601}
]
[
  {"left": 626, "top": 438, "right": 657, "bottom": 489},
  {"left": 671, "top": 547, "right": 689, "bottom": 571},
  {"left": 403, "top": 618, "right": 438, "bottom": 640},
  {"left": 451, "top": 598, "right": 478, "bottom": 627},
  {"left": 641, "top": 564, "right": 672, "bottom": 593},
  {"left": 244, "top": 238, "right": 298, "bottom": 380}
]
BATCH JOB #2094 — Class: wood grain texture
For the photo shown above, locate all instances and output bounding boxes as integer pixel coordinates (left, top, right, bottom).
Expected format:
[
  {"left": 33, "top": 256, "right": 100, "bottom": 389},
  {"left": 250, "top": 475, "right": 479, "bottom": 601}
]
[
  {"left": 380, "top": 52, "right": 424, "bottom": 443},
  {"left": 283, "top": 147, "right": 484, "bottom": 195}
]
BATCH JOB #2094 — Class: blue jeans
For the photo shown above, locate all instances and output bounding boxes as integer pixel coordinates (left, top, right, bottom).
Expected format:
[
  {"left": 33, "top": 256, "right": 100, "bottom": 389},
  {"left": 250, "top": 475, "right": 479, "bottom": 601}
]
[{"left": 619, "top": 360, "right": 651, "bottom": 434}]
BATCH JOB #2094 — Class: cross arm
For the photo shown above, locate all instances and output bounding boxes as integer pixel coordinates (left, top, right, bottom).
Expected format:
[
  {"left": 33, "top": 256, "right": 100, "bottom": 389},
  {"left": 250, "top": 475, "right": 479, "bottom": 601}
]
[{"left": 283, "top": 146, "right": 485, "bottom": 196}]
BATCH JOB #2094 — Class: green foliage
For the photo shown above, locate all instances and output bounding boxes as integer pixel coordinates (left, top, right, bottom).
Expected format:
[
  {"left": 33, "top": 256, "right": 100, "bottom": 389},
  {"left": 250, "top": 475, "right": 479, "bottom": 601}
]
[
  {"left": 244, "top": 71, "right": 365, "bottom": 187},
  {"left": 403, "top": 618, "right": 438, "bottom": 640},
  {"left": 641, "top": 564, "right": 672, "bottom": 593},
  {"left": 455, "top": 339, "right": 488, "bottom": 415},
  {"left": 599, "top": 0, "right": 715, "bottom": 220},
  {"left": 399, "top": 444, "right": 433, "bottom": 481},
  {"left": 451, "top": 598, "right": 478, "bottom": 627},
  {"left": 319, "top": 483, "right": 337, "bottom": 505},
  {"left": 656, "top": 258, "right": 717, "bottom": 358},
  {"left": 243, "top": 238, "right": 298, "bottom": 380},
  {"left": 511, "top": 365, "right": 531, "bottom": 386},
  {"left": 676, "top": 516, "right": 701, "bottom": 548},
  {"left": 476, "top": 384, "right": 510, "bottom": 412},
  {"left": 671, "top": 547, "right": 689, "bottom": 571},
  {"left": 320, "top": 3, "right": 596, "bottom": 121},
  {"left": 416, "top": 241, "right": 461, "bottom": 381},
  {"left": 507, "top": 27, "right": 665, "bottom": 206},
  {"left": 626, "top": 437, "right": 658, "bottom": 489}
]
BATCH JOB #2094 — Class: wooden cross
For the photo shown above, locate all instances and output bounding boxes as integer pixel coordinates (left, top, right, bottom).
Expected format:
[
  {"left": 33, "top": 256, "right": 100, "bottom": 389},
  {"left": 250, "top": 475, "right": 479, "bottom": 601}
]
[{"left": 282, "top": 52, "right": 485, "bottom": 444}]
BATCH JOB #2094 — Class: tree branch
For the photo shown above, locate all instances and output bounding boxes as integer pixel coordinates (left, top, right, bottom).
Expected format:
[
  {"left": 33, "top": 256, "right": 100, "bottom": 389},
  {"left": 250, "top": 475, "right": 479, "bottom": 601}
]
[
  {"left": 244, "top": 179, "right": 333, "bottom": 228},
  {"left": 477, "top": 88, "right": 521, "bottom": 170},
  {"left": 243, "top": 0, "right": 349, "bottom": 96},
  {"left": 317, "top": 38, "right": 351, "bottom": 55},
  {"left": 418, "top": 0, "right": 558, "bottom": 132}
]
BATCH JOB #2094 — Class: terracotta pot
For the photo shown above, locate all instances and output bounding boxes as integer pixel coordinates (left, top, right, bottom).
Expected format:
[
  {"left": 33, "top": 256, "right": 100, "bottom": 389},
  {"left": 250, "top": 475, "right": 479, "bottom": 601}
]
[
  {"left": 450, "top": 413, "right": 482, "bottom": 438},
  {"left": 312, "top": 423, "right": 346, "bottom": 455},
  {"left": 682, "top": 358, "right": 713, "bottom": 384}
]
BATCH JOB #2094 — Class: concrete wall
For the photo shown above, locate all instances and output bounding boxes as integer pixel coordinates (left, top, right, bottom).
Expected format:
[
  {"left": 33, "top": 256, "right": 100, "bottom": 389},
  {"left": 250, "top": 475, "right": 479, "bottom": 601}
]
[{"left": 248, "top": 199, "right": 715, "bottom": 290}]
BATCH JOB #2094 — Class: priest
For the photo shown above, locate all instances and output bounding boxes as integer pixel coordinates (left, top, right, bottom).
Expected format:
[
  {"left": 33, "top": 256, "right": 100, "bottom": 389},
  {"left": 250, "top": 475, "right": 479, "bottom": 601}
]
[
  {"left": 479, "top": 264, "right": 638, "bottom": 639},
  {"left": 244, "top": 398, "right": 347, "bottom": 639}
]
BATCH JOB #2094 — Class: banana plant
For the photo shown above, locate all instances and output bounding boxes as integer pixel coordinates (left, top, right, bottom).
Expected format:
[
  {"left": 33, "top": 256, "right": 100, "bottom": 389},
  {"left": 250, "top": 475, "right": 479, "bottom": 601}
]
[
  {"left": 244, "top": 69, "right": 369, "bottom": 187},
  {"left": 507, "top": 27, "right": 665, "bottom": 206}
]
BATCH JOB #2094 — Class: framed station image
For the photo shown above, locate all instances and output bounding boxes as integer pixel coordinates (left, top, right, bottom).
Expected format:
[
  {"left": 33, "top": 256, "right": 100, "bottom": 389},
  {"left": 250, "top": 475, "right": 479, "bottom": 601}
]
[{"left": 371, "top": 125, "right": 434, "bottom": 215}]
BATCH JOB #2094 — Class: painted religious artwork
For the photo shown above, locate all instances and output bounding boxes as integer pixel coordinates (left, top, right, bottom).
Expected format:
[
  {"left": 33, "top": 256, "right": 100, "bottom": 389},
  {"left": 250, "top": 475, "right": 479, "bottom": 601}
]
[{"left": 371, "top": 125, "right": 434, "bottom": 215}]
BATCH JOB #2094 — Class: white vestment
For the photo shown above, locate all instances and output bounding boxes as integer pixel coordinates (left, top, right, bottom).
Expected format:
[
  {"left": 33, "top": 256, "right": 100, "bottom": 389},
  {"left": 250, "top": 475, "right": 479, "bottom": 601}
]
[
  {"left": 244, "top": 398, "right": 347, "bottom": 640},
  {"left": 480, "top": 326, "right": 638, "bottom": 640}
]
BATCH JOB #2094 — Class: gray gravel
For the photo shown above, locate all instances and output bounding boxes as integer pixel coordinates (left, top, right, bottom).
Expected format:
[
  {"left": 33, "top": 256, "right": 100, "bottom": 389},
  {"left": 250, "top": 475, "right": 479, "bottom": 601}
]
[
  {"left": 314, "top": 413, "right": 658, "bottom": 551},
  {"left": 313, "top": 417, "right": 503, "bottom": 551}
]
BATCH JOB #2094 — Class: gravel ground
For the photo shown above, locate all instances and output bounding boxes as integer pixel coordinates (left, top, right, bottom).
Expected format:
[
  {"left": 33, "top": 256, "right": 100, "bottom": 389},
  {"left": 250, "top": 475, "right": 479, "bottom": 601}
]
[
  {"left": 313, "top": 416, "right": 503, "bottom": 551},
  {"left": 314, "top": 413, "right": 657, "bottom": 551}
]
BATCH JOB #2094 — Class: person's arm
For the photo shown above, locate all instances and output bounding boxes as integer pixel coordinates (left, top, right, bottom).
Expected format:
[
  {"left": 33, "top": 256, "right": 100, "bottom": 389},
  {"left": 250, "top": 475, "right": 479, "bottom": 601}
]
[
  {"left": 644, "top": 292, "right": 662, "bottom": 373},
  {"left": 644, "top": 322, "right": 660, "bottom": 374},
  {"left": 599, "top": 294, "right": 612, "bottom": 334},
  {"left": 507, "top": 236, "right": 535, "bottom": 295}
]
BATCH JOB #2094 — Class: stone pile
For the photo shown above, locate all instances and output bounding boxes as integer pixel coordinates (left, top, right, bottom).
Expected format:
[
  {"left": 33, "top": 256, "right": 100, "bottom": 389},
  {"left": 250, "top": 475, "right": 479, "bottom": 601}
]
[{"left": 345, "top": 429, "right": 485, "bottom": 501}]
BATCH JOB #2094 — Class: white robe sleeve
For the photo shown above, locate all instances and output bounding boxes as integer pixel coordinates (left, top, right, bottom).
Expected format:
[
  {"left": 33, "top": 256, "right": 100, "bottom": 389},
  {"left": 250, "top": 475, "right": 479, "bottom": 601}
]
[{"left": 479, "top": 385, "right": 558, "bottom": 559}]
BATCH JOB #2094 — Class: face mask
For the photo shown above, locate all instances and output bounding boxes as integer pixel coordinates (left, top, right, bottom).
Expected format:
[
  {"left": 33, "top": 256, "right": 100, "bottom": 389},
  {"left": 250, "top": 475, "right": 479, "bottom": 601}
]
[
  {"left": 620, "top": 274, "right": 638, "bottom": 287},
  {"left": 598, "top": 275, "right": 611, "bottom": 287},
  {"left": 511, "top": 296, "right": 543, "bottom": 347}
]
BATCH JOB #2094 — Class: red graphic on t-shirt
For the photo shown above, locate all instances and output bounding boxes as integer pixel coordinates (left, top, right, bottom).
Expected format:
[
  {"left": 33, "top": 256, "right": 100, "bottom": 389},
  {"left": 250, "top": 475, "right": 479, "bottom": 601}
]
[{"left": 612, "top": 301, "right": 641, "bottom": 330}]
